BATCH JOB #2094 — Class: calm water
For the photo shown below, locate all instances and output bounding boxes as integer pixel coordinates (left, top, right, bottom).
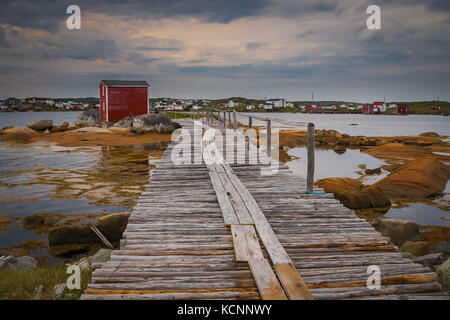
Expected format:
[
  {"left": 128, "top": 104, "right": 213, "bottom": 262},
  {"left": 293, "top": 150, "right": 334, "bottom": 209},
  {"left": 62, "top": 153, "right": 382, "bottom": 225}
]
[
  {"left": 237, "top": 113, "right": 450, "bottom": 136},
  {"left": 0, "top": 111, "right": 82, "bottom": 128},
  {"left": 287, "top": 147, "right": 387, "bottom": 183},
  {"left": 0, "top": 141, "right": 163, "bottom": 252},
  {"left": 386, "top": 203, "right": 450, "bottom": 227}
]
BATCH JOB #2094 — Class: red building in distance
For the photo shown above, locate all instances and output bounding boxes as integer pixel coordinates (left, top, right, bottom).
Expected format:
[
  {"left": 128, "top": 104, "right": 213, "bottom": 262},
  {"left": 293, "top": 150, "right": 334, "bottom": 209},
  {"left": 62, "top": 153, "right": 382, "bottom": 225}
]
[
  {"left": 99, "top": 80, "right": 150, "bottom": 122},
  {"left": 397, "top": 105, "right": 410, "bottom": 115}
]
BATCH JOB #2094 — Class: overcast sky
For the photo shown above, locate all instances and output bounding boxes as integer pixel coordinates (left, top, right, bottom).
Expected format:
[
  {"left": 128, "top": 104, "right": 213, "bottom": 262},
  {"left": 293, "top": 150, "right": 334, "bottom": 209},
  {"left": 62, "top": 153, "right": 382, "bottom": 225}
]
[{"left": 0, "top": 0, "right": 449, "bottom": 102}]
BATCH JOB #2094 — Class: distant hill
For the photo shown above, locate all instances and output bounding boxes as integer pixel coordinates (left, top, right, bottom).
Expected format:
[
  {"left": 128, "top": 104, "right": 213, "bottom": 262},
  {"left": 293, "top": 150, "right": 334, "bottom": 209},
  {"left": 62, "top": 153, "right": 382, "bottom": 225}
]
[{"left": 25, "top": 97, "right": 99, "bottom": 103}]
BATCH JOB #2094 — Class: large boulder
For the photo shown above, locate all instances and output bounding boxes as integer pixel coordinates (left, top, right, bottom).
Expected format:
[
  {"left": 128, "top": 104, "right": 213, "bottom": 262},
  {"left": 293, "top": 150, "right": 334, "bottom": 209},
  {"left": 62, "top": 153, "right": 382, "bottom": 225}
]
[
  {"left": 27, "top": 120, "right": 53, "bottom": 131},
  {"left": 374, "top": 158, "right": 450, "bottom": 198},
  {"left": 0, "top": 255, "right": 37, "bottom": 270},
  {"left": 363, "top": 143, "right": 433, "bottom": 160},
  {"left": 75, "top": 110, "right": 100, "bottom": 126},
  {"left": 113, "top": 116, "right": 133, "bottom": 128},
  {"left": 316, "top": 178, "right": 391, "bottom": 210},
  {"left": 415, "top": 252, "right": 447, "bottom": 267},
  {"left": 48, "top": 212, "right": 130, "bottom": 246},
  {"left": 0, "top": 127, "right": 38, "bottom": 141},
  {"left": 373, "top": 218, "right": 421, "bottom": 246},
  {"left": 132, "top": 114, "right": 180, "bottom": 133},
  {"left": 400, "top": 241, "right": 433, "bottom": 256}
]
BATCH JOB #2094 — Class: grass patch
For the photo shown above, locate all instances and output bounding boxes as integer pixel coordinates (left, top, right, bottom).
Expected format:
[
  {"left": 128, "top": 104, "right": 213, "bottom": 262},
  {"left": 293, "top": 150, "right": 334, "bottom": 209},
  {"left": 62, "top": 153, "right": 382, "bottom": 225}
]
[
  {"left": 165, "top": 111, "right": 204, "bottom": 120},
  {"left": 0, "top": 264, "right": 91, "bottom": 300}
]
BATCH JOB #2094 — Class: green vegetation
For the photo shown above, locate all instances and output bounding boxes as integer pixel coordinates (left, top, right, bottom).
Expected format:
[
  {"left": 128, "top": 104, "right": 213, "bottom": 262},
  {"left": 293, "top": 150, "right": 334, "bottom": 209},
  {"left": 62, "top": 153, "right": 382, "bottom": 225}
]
[
  {"left": 389, "top": 101, "right": 450, "bottom": 115},
  {"left": 165, "top": 111, "right": 203, "bottom": 120},
  {"left": 0, "top": 265, "right": 91, "bottom": 300}
]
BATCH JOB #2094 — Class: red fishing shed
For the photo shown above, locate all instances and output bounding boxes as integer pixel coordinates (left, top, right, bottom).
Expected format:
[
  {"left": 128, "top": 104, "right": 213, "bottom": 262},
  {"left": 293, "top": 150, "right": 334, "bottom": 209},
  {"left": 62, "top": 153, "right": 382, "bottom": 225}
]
[{"left": 99, "top": 80, "right": 150, "bottom": 122}]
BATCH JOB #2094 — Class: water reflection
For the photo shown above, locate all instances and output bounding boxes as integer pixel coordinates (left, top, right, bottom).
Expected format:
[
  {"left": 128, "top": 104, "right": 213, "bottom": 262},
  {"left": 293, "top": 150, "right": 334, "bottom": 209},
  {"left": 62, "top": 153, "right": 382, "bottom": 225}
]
[
  {"left": 385, "top": 203, "right": 450, "bottom": 227},
  {"left": 0, "top": 141, "right": 165, "bottom": 257},
  {"left": 286, "top": 147, "right": 387, "bottom": 183}
]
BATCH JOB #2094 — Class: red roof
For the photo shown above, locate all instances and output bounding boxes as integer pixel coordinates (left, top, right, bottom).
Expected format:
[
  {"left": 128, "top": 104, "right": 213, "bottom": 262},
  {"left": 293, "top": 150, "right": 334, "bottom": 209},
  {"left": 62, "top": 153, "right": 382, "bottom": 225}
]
[{"left": 373, "top": 102, "right": 384, "bottom": 106}]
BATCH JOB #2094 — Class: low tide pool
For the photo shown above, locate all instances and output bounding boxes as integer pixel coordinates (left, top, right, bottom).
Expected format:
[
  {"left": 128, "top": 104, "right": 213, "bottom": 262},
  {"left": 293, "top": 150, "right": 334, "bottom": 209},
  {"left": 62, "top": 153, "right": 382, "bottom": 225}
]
[
  {"left": 385, "top": 203, "right": 450, "bottom": 227},
  {"left": 286, "top": 146, "right": 449, "bottom": 227},
  {"left": 286, "top": 147, "right": 388, "bottom": 184},
  {"left": 0, "top": 141, "right": 165, "bottom": 259}
]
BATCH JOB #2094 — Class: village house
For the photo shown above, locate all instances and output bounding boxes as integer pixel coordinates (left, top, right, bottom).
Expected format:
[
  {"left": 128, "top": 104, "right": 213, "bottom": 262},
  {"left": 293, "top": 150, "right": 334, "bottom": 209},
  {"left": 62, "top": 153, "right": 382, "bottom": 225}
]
[
  {"left": 306, "top": 105, "right": 322, "bottom": 113},
  {"left": 264, "top": 101, "right": 273, "bottom": 110},
  {"left": 373, "top": 101, "right": 386, "bottom": 112},
  {"left": 0, "top": 100, "right": 7, "bottom": 110},
  {"left": 246, "top": 104, "right": 255, "bottom": 110},
  {"left": 226, "top": 100, "right": 236, "bottom": 108},
  {"left": 429, "top": 105, "right": 440, "bottom": 111},
  {"left": 4, "top": 97, "right": 20, "bottom": 106},
  {"left": 99, "top": 80, "right": 150, "bottom": 122},
  {"left": 267, "top": 98, "right": 285, "bottom": 108},
  {"left": 397, "top": 104, "right": 410, "bottom": 114},
  {"left": 362, "top": 104, "right": 376, "bottom": 114}
]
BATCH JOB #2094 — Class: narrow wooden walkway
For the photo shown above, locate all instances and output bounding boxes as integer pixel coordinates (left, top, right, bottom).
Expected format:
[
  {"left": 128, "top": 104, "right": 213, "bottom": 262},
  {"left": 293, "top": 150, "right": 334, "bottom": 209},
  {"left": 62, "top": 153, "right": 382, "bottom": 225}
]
[{"left": 81, "top": 119, "right": 448, "bottom": 300}]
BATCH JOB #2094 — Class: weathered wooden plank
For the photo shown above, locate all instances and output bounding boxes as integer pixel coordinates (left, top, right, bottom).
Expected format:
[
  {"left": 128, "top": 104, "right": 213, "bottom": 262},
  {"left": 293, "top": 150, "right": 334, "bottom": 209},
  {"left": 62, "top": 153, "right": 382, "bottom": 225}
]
[
  {"left": 208, "top": 171, "right": 239, "bottom": 226},
  {"left": 230, "top": 225, "right": 249, "bottom": 262},
  {"left": 247, "top": 257, "right": 287, "bottom": 300},
  {"left": 274, "top": 263, "right": 314, "bottom": 300}
]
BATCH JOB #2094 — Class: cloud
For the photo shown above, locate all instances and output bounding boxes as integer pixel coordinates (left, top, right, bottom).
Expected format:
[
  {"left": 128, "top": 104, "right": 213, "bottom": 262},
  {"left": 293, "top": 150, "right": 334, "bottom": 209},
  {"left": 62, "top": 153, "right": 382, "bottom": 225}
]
[
  {"left": 245, "top": 42, "right": 266, "bottom": 50},
  {"left": 0, "top": 0, "right": 449, "bottom": 101}
]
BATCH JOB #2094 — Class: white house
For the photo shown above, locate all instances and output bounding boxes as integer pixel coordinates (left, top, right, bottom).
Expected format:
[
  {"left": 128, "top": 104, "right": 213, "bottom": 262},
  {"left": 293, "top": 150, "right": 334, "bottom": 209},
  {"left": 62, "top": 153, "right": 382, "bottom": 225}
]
[
  {"left": 264, "top": 102, "right": 273, "bottom": 110},
  {"left": 192, "top": 104, "right": 202, "bottom": 110},
  {"left": 246, "top": 105, "right": 255, "bottom": 110},
  {"left": 286, "top": 102, "right": 294, "bottom": 108},
  {"left": 340, "top": 104, "right": 348, "bottom": 109},
  {"left": 267, "top": 99, "right": 285, "bottom": 108},
  {"left": 226, "top": 100, "right": 236, "bottom": 108},
  {"left": 173, "top": 103, "right": 184, "bottom": 111},
  {"left": 45, "top": 100, "right": 55, "bottom": 106}
]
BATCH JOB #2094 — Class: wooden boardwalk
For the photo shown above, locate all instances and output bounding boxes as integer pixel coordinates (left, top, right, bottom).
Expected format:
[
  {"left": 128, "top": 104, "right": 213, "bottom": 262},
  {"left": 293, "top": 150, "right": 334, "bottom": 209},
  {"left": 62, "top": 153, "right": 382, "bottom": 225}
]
[{"left": 81, "top": 118, "right": 448, "bottom": 300}]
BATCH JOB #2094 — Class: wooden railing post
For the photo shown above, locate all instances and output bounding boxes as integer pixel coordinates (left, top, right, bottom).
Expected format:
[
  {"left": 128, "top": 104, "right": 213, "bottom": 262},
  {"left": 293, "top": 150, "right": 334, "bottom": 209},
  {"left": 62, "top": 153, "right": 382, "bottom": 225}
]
[
  {"left": 223, "top": 112, "right": 226, "bottom": 128},
  {"left": 247, "top": 116, "right": 253, "bottom": 151},
  {"left": 267, "top": 119, "right": 271, "bottom": 160},
  {"left": 228, "top": 111, "right": 231, "bottom": 129},
  {"left": 307, "top": 123, "right": 315, "bottom": 193}
]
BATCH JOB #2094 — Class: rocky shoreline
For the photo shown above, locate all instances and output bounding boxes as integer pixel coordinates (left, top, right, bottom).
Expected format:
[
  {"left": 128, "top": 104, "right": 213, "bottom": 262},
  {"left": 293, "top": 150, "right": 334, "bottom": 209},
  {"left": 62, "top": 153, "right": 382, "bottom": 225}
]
[{"left": 276, "top": 127, "right": 450, "bottom": 290}]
